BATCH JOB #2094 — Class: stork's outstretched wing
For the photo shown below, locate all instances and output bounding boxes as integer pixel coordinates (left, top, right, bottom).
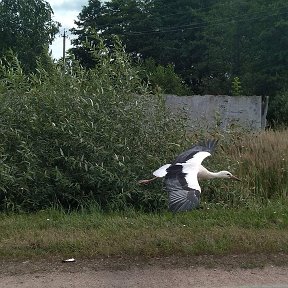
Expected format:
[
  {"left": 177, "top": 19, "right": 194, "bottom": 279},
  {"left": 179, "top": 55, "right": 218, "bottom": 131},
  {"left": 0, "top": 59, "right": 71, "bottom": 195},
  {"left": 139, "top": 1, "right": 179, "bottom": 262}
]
[
  {"left": 152, "top": 139, "right": 218, "bottom": 178},
  {"left": 171, "top": 139, "right": 218, "bottom": 164},
  {"left": 164, "top": 150, "right": 211, "bottom": 213},
  {"left": 165, "top": 164, "right": 200, "bottom": 212}
]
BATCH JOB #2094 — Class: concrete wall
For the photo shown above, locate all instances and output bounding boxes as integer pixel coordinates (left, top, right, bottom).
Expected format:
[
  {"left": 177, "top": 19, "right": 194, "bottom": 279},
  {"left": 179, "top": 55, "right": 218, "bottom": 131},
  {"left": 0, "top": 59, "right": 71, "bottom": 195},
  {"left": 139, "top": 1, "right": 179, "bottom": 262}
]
[{"left": 165, "top": 95, "right": 268, "bottom": 131}]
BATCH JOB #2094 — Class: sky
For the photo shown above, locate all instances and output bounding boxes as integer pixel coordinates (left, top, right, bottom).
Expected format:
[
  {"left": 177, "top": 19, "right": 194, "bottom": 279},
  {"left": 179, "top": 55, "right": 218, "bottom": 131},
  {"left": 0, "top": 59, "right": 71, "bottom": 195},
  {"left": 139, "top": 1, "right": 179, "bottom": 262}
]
[{"left": 47, "top": 0, "right": 88, "bottom": 59}]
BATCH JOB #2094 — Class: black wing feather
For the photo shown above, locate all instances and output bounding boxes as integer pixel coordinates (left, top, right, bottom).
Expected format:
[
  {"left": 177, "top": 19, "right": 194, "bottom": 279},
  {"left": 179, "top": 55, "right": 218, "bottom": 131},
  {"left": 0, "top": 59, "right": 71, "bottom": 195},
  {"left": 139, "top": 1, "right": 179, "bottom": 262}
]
[
  {"left": 165, "top": 165, "right": 200, "bottom": 213},
  {"left": 171, "top": 139, "right": 218, "bottom": 165}
]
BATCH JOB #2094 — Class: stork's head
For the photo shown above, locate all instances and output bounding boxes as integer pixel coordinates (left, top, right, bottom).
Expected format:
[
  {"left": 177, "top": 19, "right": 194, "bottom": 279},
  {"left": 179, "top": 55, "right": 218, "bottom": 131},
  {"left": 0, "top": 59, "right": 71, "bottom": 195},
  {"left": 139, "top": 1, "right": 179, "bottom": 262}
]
[{"left": 219, "top": 171, "right": 241, "bottom": 181}]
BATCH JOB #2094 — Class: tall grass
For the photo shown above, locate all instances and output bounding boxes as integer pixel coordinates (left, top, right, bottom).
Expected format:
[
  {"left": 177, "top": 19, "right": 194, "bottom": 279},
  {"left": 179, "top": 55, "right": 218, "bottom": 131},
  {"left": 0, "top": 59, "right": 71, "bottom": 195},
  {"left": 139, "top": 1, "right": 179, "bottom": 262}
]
[
  {"left": 199, "top": 130, "right": 288, "bottom": 208},
  {"left": 0, "top": 38, "right": 287, "bottom": 212}
]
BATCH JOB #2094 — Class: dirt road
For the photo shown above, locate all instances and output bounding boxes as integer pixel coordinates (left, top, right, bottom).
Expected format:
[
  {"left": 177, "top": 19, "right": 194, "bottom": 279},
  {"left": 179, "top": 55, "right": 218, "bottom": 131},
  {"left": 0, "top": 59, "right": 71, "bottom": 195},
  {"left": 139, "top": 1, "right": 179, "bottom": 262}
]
[{"left": 1, "top": 255, "right": 288, "bottom": 288}]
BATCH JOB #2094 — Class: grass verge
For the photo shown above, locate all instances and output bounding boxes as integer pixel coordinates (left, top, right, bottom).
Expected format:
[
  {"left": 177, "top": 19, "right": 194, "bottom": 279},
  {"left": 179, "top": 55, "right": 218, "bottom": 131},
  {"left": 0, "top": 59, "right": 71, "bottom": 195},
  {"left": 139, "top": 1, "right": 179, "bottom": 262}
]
[{"left": 1, "top": 202, "right": 288, "bottom": 261}]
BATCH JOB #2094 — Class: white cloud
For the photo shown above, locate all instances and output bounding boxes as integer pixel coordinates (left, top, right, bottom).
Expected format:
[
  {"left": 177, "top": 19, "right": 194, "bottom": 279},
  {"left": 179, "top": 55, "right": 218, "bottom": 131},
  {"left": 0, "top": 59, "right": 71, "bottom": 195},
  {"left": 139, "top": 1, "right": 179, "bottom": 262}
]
[
  {"left": 48, "top": 0, "right": 86, "bottom": 12},
  {"left": 47, "top": 0, "right": 87, "bottom": 59},
  {"left": 47, "top": 0, "right": 107, "bottom": 59}
]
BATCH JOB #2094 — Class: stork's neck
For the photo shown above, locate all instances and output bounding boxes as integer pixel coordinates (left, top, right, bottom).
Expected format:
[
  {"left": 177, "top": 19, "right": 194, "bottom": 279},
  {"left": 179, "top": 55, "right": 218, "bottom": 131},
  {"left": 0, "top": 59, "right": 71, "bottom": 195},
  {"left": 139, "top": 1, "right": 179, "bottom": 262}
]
[
  {"left": 206, "top": 171, "right": 224, "bottom": 179},
  {"left": 198, "top": 166, "right": 223, "bottom": 180}
]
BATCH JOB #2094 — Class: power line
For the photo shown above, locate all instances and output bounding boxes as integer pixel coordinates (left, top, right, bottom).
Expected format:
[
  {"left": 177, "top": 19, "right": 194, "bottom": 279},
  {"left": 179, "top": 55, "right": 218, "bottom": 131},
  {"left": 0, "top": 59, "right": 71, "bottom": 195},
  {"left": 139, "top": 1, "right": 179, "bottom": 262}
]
[
  {"left": 71, "top": 2, "right": 288, "bottom": 34},
  {"left": 104, "top": 1, "right": 288, "bottom": 25},
  {"left": 69, "top": 4, "right": 288, "bottom": 38},
  {"left": 116, "top": 10, "right": 288, "bottom": 36},
  {"left": 112, "top": 2, "right": 229, "bottom": 21}
]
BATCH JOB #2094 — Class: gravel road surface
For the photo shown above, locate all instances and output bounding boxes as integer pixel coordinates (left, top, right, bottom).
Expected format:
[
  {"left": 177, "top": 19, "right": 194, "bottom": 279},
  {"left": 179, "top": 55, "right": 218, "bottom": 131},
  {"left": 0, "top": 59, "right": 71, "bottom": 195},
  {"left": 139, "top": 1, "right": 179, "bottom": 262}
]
[{"left": 1, "top": 255, "right": 288, "bottom": 288}]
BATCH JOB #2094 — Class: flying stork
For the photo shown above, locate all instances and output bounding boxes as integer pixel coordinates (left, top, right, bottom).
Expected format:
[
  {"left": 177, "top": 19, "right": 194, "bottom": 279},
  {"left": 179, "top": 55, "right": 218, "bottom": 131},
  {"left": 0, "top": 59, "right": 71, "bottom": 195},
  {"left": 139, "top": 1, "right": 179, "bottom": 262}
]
[{"left": 139, "top": 139, "right": 240, "bottom": 213}]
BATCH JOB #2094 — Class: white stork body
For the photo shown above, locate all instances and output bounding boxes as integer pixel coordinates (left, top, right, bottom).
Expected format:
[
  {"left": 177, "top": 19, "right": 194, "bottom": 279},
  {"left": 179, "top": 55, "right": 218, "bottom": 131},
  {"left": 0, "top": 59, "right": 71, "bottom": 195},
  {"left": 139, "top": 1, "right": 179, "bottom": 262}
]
[
  {"left": 139, "top": 139, "right": 240, "bottom": 213},
  {"left": 153, "top": 163, "right": 222, "bottom": 180}
]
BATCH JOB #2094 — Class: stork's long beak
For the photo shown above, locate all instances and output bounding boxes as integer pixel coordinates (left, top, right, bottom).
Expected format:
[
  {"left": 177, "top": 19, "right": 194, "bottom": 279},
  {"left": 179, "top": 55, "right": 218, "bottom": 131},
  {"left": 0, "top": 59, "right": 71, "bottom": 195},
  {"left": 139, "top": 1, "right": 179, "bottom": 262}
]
[{"left": 231, "top": 175, "right": 241, "bottom": 181}]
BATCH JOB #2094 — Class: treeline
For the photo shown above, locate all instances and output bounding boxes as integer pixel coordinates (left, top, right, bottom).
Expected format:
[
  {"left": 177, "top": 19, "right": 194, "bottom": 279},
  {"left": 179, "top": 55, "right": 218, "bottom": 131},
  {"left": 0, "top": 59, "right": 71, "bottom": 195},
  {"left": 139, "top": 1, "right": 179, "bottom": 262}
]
[
  {"left": 71, "top": 0, "right": 288, "bottom": 99},
  {"left": 1, "top": 0, "right": 287, "bottom": 125},
  {"left": 0, "top": 0, "right": 59, "bottom": 72}
]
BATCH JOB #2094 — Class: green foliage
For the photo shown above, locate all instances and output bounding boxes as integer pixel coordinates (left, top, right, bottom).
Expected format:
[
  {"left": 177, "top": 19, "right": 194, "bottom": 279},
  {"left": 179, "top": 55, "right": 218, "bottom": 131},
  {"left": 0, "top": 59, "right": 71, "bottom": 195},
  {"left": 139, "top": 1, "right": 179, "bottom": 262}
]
[
  {"left": 267, "top": 90, "right": 288, "bottom": 126},
  {"left": 0, "top": 36, "right": 287, "bottom": 213},
  {"left": 71, "top": 0, "right": 288, "bottom": 107},
  {"left": 203, "top": 0, "right": 288, "bottom": 96},
  {"left": 0, "top": 0, "right": 59, "bottom": 72},
  {"left": 140, "top": 58, "right": 191, "bottom": 95},
  {"left": 1, "top": 204, "right": 288, "bottom": 259},
  {"left": 0, "top": 38, "right": 189, "bottom": 212},
  {"left": 70, "top": 0, "right": 211, "bottom": 93},
  {"left": 231, "top": 76, "right": 242, "bottom": 96}
]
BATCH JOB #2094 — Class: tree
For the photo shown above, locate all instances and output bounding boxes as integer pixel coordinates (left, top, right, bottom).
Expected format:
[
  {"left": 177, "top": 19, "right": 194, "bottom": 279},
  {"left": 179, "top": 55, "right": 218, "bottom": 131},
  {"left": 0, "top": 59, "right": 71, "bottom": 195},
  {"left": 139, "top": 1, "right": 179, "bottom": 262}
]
[
  {"left": 203, "top": 0, "right": 288, "bottom": 96},
  {"left": 0, "top": 0, "right": 59, "bottom": 72},
  {"left": 140, "top": 58, "right": 191, "bottom": 95},
  {"left": 70, "top": 0, "right": 147, "bottom": 67},
  {"left": 143, "top": 0, "right": 215, "bottom": 87},
  {"left": 71, "top": 0, "right": 215, "bottom": 93},
  {"left": 70, "top": 0, "right": 104, "bottom": 68},
  {"left": 71, "top": 0, "right": 288, "bottom": 98}
]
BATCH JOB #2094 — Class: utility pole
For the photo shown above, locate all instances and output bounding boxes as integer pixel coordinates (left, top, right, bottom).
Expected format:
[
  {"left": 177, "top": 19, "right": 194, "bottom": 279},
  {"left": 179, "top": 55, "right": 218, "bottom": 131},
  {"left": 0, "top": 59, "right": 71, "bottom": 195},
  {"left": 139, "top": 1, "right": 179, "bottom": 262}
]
[{"left": 62, "top": 29, "right": 66, "bottom": 67}]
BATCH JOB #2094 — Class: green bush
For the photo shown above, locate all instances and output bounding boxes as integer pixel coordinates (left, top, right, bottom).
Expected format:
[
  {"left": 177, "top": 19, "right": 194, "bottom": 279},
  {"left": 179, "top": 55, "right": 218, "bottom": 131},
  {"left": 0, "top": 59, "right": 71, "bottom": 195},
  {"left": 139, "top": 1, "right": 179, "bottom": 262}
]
[
  {"left": 139, "top": 58, "right": 191, "bottom": 95},
  {"left": 267, "top": 90, "right": 288, "bottom": 127},
  {"left": 0, "top": 39, "right": 189, "bottom": 212}
]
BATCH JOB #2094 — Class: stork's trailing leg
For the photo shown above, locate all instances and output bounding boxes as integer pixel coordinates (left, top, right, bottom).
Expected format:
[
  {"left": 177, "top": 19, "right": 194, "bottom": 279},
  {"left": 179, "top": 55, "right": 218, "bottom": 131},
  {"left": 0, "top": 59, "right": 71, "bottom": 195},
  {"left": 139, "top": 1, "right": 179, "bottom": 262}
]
[{"left": 138, "top": 177, "right": 158, "bottom": 185}]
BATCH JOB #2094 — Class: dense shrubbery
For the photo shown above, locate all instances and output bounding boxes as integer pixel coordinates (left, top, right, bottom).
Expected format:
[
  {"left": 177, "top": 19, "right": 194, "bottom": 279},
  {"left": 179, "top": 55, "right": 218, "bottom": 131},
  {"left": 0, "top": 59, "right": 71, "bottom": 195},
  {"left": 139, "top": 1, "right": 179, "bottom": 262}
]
[
  {"left": 267, "top": 90, "right": 288, "bottom": 127},
  {"left": 139, "top": 58, "right": 191, "bottom": 96},
  {"left": 0, "top": 40, "right": 189, "bottom": 212},
  {"left": 0, "top": 39, "right": 287, "bottom": 213}
]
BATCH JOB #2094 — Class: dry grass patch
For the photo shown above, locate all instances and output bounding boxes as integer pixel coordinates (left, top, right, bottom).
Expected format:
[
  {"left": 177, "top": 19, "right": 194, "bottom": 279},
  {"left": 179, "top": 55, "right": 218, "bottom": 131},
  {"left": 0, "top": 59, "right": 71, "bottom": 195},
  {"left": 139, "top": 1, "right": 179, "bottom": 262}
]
[{"left": 200, "top": 129, "right": 288, "bottom": 207}]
